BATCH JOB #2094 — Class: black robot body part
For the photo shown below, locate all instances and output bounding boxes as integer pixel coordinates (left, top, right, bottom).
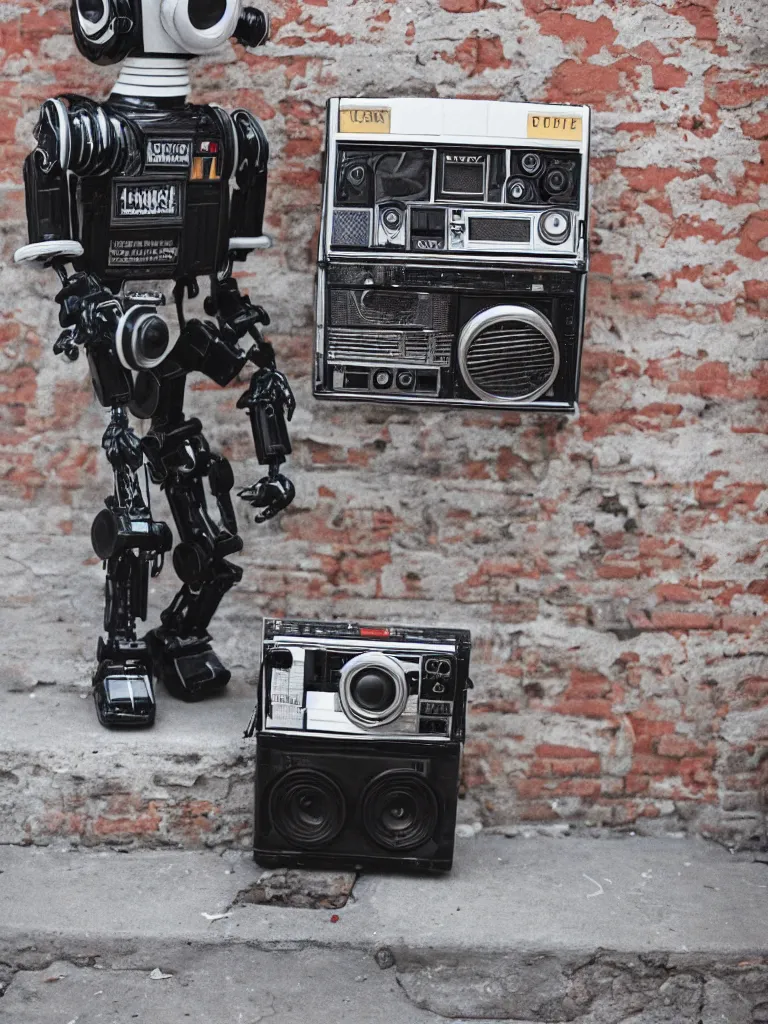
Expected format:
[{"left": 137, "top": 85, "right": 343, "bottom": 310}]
[
  {"left": 16, "top": 1, "right": 295, "bottom": 729},
  {"left": 23, "top": 96, "right": 268, "bottom": 281}
]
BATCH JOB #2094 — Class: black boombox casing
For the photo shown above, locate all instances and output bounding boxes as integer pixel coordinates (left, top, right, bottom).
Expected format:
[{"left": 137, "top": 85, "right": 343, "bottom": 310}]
[
  {"left": 252, "top": 618, "right": 472, "bottom": 873},
  {"left": 254, "top": 733, "right": 462, "bottom": 873},
  {"left": 315, "top": 98, "right": 591, "bottom": 414}
]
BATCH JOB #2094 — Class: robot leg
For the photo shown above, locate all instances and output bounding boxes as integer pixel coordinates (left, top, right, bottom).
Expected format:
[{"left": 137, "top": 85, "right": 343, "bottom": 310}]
[
  {"left": 143, "top": 418, "right": 244, "bottom": 702},
  {"left": 91, "top": 407, "right": 172, "bottom": 727}
]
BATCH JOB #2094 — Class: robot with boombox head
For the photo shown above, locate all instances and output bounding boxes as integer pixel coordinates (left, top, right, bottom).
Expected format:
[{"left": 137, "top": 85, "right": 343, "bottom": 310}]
[{"left": 15, "top": 0, "right": 295, "bottom": 728}]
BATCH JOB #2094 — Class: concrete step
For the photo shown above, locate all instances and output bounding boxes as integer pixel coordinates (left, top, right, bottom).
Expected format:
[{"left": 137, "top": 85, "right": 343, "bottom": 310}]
[
  {"left": 1, "top": 677, "right": 256, "bottom": 849},
  {"left": 1, "top": 837, "right": 767, "bottom": 1023}
]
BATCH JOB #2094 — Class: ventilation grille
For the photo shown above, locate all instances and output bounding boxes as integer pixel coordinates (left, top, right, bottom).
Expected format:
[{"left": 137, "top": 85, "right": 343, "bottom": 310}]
[
  {"left": 468, "top": 218, "right": 530, "bottom": 244},
  {"left": 442, "top": 162, "right": 485, "bottom": 196},
  {"left": 463, "top": 318, "right": 558, "bottom": 401},
  {"left": 329, "top": 289, "right": 450, "bottom": 331},
  {"left": 331, "top": 209, "right": 371, "bottom": 248},
  {"left": 327, "top": 328, "right": 452, "bottom": 367}
]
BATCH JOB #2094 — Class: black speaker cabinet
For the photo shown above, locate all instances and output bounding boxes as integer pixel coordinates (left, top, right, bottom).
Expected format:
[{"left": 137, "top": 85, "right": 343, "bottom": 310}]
[{"left": 254, "top": 732, "right": 462, "bottom": 873}]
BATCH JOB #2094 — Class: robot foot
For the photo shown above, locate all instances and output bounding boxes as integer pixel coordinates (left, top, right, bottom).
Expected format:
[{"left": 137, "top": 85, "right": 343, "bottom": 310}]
[
  {"left": 146, "top": 628, "right": 231, "bottom": 703},
  {"left": 92, "top": 656, "right": 156, "bottom": 729}
]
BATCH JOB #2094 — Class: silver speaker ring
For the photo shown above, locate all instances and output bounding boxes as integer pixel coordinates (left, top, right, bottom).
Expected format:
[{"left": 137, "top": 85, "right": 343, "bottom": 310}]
[
  {"left": 457, "top": 305, "right": 560, "bottom": 405},
  {"left": 339, "top": 652, "right": 409, "bottom": 729}
]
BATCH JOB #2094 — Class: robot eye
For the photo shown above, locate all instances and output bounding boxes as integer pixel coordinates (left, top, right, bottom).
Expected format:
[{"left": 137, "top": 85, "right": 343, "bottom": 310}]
[
  {"left": 75, "top": 0, "right": 110, "bottom": 32},
  {"left": 159, "top": 0, "right": 241, "bottom": 52},
  {"left": 188, "top": 0, "right": 228, "bottom": 28}
]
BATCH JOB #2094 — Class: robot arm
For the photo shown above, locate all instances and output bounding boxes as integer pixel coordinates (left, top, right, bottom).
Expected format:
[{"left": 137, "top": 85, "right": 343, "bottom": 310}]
[
  {"left": 227, "top": 109, "right": 271, "bottom": 260},
  {"left": 187, "top": 275, "right": 295, "bottom": 524},
  {"left": 236, "top": 354, "right": 296, "bottom": 524},
  {"left": 15, "top": 99, "right": 80, "bottom": 265},
  {"left": 15, "top": 96, "right": 140, "bottom": 266}
]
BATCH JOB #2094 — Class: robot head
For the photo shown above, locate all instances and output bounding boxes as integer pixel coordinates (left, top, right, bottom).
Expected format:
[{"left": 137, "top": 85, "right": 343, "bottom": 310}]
[{"left": 71, "top": 0, "right": 270, "bottom": 65}]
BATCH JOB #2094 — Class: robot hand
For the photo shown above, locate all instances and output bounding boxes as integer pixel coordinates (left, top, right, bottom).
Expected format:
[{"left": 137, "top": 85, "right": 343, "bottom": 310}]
[{"left": 238, "top": 470, "right": 295, "bottom": 524}]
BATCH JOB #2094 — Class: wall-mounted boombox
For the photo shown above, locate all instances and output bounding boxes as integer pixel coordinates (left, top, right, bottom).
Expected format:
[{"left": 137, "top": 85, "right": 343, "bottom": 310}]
[
  {"left": 314, "top": 98, "right": 591, "bottom": 412},
  {"left": 252, "top": 618, "right": 472, "bottom": 873}
]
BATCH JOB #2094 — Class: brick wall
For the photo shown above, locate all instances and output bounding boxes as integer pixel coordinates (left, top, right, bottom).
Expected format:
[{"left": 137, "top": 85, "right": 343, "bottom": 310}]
[{"left": 1, "top": 0, "right": 766, "bottom": 845}]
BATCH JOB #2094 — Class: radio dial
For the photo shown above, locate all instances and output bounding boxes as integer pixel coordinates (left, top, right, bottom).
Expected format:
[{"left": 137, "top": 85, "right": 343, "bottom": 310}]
[
  {"left": 346, "top": 164, "right": 366, "bottom": 186},
  {"left": 538, "top": 210, "right": 570, "bottom": 244},
  {"left": 382, "top": 208, "right": 402, "bottom": 229},
  {"left": 544, "top": 166, "right": 570, "bottom": 195},
  {"left": 506, "top": 177, "right": 533, "bottom": 203},
  {"left": 509, "top": 180, "right": 525, "bottom": 200},
  {"left": 521, "top": 152, "right": 542, "bottom": 175},
  {"left": 372, "top": 368, "right": 394, "bottom": 389}
]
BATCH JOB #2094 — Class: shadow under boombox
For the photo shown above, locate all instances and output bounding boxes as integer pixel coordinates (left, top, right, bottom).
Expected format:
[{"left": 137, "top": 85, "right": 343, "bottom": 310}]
[
  {"left": 315, "top": 97, "right": 591, "bottom": 413},
  {"left": 251, "top": 619, "right": 472, "bottom": 873}
]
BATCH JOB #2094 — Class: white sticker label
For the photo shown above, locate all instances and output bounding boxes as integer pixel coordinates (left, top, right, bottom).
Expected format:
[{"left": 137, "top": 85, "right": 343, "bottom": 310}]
[
  {"left": 116, "top": 183, "right": 181, "bottom": 219},
  {"left": 145, "top": 139, "right": 192, "bottom": 166},
  {"left": 108, "top": 238, "right": 179, "bottom": 266}
]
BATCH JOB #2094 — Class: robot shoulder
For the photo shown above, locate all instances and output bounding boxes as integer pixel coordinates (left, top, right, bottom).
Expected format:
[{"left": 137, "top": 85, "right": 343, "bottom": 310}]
[
  {"left": 29, "top": 95, "right": 140, "bottom": 178},
  {"left": 224, "top": 107, "right": 270, "bottom": 187}
]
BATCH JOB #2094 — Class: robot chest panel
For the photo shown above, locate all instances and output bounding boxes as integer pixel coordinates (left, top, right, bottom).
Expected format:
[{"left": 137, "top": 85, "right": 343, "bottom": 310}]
[{"left": 79, "top": 116, "right": 231, "bottom": 281}]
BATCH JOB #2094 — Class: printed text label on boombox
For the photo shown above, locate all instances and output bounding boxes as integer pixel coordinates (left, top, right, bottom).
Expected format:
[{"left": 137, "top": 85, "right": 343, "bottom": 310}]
[
  {"left": 339, "top": 108, "right": 392, "bottom": 133},
  {"left": 527, "top": 113, "right": 583, "bottom": 141}
]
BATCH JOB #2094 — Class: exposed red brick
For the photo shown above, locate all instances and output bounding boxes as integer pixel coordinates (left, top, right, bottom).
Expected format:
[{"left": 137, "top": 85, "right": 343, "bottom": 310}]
[
  {"left": 651, "top": 62, "right": 689, "bottom": 91},
  {"left": 441, "top": 33, "right": 511, "bottom": 76}
]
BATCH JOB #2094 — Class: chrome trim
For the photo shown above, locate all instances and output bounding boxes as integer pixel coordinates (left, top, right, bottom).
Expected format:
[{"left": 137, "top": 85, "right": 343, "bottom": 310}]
[
  {"left": 457, "top": 305, "right": 560, "bottom": 404},
  {"left": 314, "top": 390, "right": 574, "bottom": 412},
  {"left": 324, "top": 249, "right": 586, "bottom": 270},
  {"left": 268, "top": 636, "right": 456, "bottom": 653}
]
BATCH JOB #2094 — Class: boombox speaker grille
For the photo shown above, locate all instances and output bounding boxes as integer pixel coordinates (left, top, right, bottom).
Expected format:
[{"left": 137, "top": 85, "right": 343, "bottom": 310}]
[
  {"left": 458, "top": 305, "right": 560, "bottom": 404},
  {"left": 269, "top": 768, "right": 346, "bottom": 849},
  {"left": 468, "top": 218, "right": 530, "bottom": 244},
  {"left": 361, "top": 770, "right": 439, "bottom": 851},
  {"left": 327, "top": 327, "right": 452, "bottom": 367},
  {"left": 331, "top": 209, "right": 371, "bottom": 248}
]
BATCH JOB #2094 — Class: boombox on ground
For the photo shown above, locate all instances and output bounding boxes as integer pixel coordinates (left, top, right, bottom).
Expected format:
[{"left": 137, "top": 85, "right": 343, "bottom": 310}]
[
  {"left": 315, "top": 97, "right": 591, "bottom": 412},
  {"left": 250, "top": 619, "right": 472, "bottom": 873}
]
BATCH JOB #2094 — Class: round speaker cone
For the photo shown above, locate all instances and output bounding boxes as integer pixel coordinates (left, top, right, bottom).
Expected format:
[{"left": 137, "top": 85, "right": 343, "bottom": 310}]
[
  {"left": 458, "top": 305, "right": 560, "bottom": 404},
  {"left": 268, "top": 769, "right": 346, "bottom": 849},
  {"left": 350, "top": 668, "right": 397, "bottom": 712},
  {"left": 361, "top": 771, "right": 439, "bottom": 851}
]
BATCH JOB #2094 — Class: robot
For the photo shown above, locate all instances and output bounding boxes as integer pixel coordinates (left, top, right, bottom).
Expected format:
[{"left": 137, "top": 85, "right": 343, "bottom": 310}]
[{"left": 15, "top": 1, "right": 295, "bottom": 728}]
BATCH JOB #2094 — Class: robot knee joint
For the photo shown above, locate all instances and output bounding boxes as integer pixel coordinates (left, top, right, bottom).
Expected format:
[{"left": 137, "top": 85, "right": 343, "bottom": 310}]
[{"left": 92, "top": 507, "right": 172, "bottom": 560}]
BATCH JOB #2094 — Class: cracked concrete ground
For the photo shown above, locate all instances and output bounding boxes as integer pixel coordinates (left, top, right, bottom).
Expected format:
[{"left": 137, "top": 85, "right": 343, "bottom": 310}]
[
  {"left": 0, "top": 950, "right": 443, "bottom": 1024},
  {"left": 1, "top": 838, "right": 766, "bottom": 1022}
]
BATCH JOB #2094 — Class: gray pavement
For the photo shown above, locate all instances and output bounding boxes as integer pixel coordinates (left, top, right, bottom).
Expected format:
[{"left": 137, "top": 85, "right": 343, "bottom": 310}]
[
  {"left": 1, "top": 837, "right": 766, "bottom": 1021},
  {"left": 0, "top": 950, "right": 441, "bottom": 1024}
]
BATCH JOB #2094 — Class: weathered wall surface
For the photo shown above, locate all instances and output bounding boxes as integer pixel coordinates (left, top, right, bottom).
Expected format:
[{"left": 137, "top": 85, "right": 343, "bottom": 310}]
[{"left": 0, "top": 1, "right": 766, "bottom": 845}]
